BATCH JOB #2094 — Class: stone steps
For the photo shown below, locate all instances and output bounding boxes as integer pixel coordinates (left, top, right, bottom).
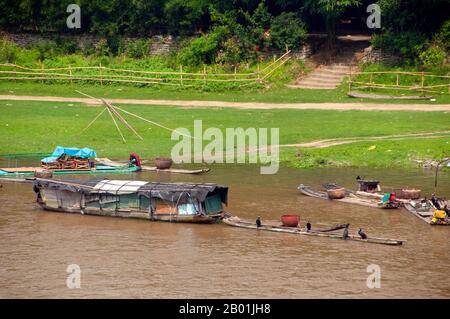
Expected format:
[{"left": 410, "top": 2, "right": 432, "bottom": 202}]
[{"left": 290, "top": 63, "right": 356, "bottom": 90}]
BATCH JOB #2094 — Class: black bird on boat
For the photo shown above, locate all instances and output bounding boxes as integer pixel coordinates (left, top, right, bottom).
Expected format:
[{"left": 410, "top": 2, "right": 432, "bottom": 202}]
[
  {"left": 256, "top": 216, "right": 262, "bottom": 228},
  {"left": 358, "top": 228, "right": 368, "bottom": 239}
]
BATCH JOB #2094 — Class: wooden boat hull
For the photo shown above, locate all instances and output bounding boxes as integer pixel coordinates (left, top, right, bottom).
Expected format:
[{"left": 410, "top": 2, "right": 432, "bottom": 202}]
[
  {"left": 96, "top": 158, "right": 210, "bottom": 175},
  {"left": 0, "top": 165, "right": 140, "bottom": 177},
  {"left": 404, "top": 202, "right": 450, "bottom": 226},
  {"left": 38, "top": 202, "right": 224, "bottom": 224},
  {"left": 298, "top": 184, "right": 401, "bottom": 209},
  {"left": 223, "top": 217, "right": 404, "bottom": 246}
]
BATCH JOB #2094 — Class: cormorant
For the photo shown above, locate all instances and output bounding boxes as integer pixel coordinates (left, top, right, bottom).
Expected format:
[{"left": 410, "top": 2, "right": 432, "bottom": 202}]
[
  {"left": 306, "top": 221, "right": 312, "bottom": 232},
  {"left": 358, "top": 228, "right": 368, "bottom": 240},
  {"left": 256, "top": 216, "right": 262, "bottom": 228},
  {"left": 343, "top": 224, "right": 350, "bottom": 239}
]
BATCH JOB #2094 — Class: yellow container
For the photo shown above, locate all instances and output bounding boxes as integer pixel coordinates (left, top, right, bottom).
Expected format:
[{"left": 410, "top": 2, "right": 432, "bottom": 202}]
[{"left": 433, "top": 210, "right": 446, "bottom": 219}]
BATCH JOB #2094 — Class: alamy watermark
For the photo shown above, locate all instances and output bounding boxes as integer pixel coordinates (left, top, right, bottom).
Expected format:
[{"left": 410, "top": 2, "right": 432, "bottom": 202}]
[
  {"left": 170, "top": 120, "right": 280, "bottom": 174},
  {"left": 366, "top": 264, "right": 381, "bottom": 289},
  {"left": 366, "top": 4, "right": 381, "bottom": 29},
  {"left": 66, "top": 4, "right": 81, "bottom": 29},
  {"left": 66, "top": 264, "right": 81, "bottom": 289}
]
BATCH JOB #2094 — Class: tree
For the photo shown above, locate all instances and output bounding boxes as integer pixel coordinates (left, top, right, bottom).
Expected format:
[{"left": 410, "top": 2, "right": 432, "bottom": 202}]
[{"left": 304, "top": 0, "right": 361, "bottom": 49}]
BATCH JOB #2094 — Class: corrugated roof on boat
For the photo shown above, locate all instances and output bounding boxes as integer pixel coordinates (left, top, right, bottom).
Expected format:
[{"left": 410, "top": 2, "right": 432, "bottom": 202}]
[{"left": 93, "top": 180, "right": 149, "bottom": 195}]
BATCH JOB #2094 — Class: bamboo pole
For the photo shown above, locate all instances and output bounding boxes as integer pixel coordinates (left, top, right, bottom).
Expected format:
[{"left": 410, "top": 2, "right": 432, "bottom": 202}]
[
  {"left": 102, "top": 99, "right": 144, "bottom": 141},
  {"left": 80, "top": 107, "right": 107, "bottom": 134},
  {"left": 100, "top": 63, "right": 103, "bottom": 86},
  {"left": 180, "top": 65, "right": 183, "bottom": 86},
  {"left": 203, "top": 65, "right": 207, "bottom": 86},
  {"left": 106, "top": 105, "right": 126, "bottom": 143}
]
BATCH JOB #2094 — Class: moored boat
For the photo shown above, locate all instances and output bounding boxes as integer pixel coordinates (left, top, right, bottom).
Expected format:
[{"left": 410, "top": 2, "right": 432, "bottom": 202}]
[
  {"left": 223, "top": 217, "right": 404, "bottom": 246},
  {"left": 33, "top": 178, "right": 228, "bottom": 223},
  {"left": 298, "top": 184, "right": 402, "bottom": 209},
  {"left": 0, "top": 147, "right": 141, "bottom": 177},
  {"left": 404, "top": 200, "right": 450, "bottom": 226}
]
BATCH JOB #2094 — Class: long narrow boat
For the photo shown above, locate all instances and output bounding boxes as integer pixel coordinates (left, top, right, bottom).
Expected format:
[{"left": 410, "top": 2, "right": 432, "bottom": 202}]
[
  {"left": 404, "top": 201, "right": 450, "bottom": 226},
  {"left": 223, "top": 217, "right": 404, "bottom": 246},
  {"left": 96, "top": 158, "right": 210, "bottom": 175},
  {"left": 0, "top": 164, "right": 140, "bottom": 177},
  {"left": 298, "top": 184, "right": 401, "bottom": 209}
]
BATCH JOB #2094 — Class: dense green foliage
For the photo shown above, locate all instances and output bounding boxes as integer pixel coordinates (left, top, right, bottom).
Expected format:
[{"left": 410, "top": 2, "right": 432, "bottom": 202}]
[{"left": 372, "top": 0, "right": 449, "bottom": 66}]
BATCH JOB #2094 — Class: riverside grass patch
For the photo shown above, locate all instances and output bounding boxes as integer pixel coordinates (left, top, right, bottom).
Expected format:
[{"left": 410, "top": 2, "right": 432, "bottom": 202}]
[{"left": 0, "top": 100, "right": 449, "bottom": 169}]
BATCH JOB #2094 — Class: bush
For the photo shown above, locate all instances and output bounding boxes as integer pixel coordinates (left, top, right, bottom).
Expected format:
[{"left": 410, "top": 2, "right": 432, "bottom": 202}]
[
  {"left": 270, "top": 12, "right": 307, "bottom": 50},
  {"left": 177, "top": 26, "right": 228, "bottom": 66},
  {"left": 34, "top": 40, "right": 58, "bottom": 61},
  {"left": 0, "top": 39, "right": 20, "bottom": 63},
  {"left": 419, "top": 45, "right": 446, "bottom": 68},
  {"left": 372, "top": 31, "right": 428, "bottom": 63},
  {"left": 435, "top": 20, "right": 450, "bottom": 52},
  {"left": 94, "top": 39, "right": 110, "bottom": 57},
  {"left": 125, "top": 39, "right": 151, "bottom": 59}
]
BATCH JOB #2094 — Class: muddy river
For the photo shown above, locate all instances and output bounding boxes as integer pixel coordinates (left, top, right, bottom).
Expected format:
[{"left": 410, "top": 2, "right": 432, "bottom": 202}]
[{"left": 0, "top": 166, "right": 449, "bottom": 298}]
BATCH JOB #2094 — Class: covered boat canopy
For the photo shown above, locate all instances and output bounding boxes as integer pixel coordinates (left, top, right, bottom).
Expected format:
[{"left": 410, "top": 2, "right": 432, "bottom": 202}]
[
  {"left": 41, "top": 146, "right": 97, "bottom": 163},
  {"left": 34, "top": 179, "right": 228, "bottom": 205}
]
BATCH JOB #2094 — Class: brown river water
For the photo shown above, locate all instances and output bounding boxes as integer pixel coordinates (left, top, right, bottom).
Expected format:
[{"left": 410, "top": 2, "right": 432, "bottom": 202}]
[{"left": 0, "top": 166, "right": 449, "bottom": 298}]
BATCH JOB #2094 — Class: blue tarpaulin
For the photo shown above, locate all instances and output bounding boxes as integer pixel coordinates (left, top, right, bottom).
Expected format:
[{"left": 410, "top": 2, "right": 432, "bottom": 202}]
[{"left": 41, "top": 146, "right": 97, "bottom": 163}]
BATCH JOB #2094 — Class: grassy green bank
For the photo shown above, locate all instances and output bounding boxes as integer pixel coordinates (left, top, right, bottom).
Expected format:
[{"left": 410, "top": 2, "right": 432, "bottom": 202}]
[
  {"left": 1, "top": 81, "right": 450, "bottom": 105},
  {"left": 0, "top": 100, "right": 449, "bottom": 169}
]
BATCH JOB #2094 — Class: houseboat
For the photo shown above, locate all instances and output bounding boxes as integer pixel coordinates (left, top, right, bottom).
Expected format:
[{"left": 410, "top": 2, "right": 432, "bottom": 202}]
[{"left": 33, "top": 178, "right": 228, "bottom": 223}]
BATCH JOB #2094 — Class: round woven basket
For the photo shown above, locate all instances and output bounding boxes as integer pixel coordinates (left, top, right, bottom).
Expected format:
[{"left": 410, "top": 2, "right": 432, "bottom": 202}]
[
  {"left": 401, "top": 189, "right": 421, "bottom": 200},
  {"left": 154, "top": 157, "right": 173, "bottom": 169},
  {"left": 34, "top": 169, "right": 53, "bottom": 179},
  {"left": 327, "top": 188, "right": 346, "bottom": 199}
]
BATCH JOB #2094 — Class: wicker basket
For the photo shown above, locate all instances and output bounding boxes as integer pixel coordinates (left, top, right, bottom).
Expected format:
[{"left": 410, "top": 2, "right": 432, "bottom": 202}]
[
  {"left": 154, "top": 157, "right": 173, "bottom": 169},
  {"left": 34, "top": 169, "right": 53, "bottom": 179},
  {"left": 401, "top": 189, "right": 421, "bottom": 200},
  {"left": 327, "top": 188, "right": 346, "bottom": 199}
]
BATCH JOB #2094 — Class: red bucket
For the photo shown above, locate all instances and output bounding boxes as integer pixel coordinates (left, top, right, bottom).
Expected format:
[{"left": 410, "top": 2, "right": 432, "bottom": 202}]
[{"left": 281, "top": 215, "right": 300, "bottom": 227}]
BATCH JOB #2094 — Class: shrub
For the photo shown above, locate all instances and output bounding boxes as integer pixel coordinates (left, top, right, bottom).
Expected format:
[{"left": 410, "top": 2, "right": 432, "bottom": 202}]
[
  {"left": 94, "top": 39, "right": 110, "bottom": 56},
  {"left": 419, "top": 45, "right": 446, "bottom": 68},
  {"left": 270, "top": 12, "right": 307, "bottom": 50},
  {"left": 34, "top": 40, "right": 58, "bottom": 61},
  {"left": 435, "top": 20, "right": 450, "bottom": 52},
  {"left": 177, "top": 26, "right": 228, "bottom": 66},
  {"left": 372, "top": 31, "right": 428, "bottom": 63},
  {"left": 125, "top": 39, "right": 151, "bottom": 59},
  {"left": 0, "top": 39, "right": 20, "bottom": 63}
]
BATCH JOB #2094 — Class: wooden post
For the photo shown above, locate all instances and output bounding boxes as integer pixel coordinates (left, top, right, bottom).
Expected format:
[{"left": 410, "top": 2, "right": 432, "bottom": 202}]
[
  {"left": 396, "top": 74, "right": 399, "bottom": 86},
  {"left": 421, "top": 72, "right": 425, "bottom": 95},
  {"left": 348, "top": 67, "right": 352, "bottom": 91},
  {"left": 203, "top": 65, "right": 207, "bottom": 86},
  {"left": 257, "top": 64, "right": 260, "bottom": 83},
  {"left": 69, "top": 64, "right": 73, "bottom": 85},
  {"left": 100, "top": 63, "right": 103, "bottom": 86},
  {"left": 234, "top": 66, "right": 237, "bottom": 81},
  {"left": 369, "top": 73, "right": 373, "bottom": 92},
  {"left": 180, "top": 65, "right": 183, "bottom": 86}
]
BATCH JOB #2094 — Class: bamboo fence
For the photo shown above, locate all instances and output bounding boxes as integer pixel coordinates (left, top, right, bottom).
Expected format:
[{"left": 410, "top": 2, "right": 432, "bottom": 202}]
[
  {"left": 0, "top": 50, "right": 291, "bottom": 88},
  {"left": 348, "top": 70, "right": 450, "bottom": 95}
]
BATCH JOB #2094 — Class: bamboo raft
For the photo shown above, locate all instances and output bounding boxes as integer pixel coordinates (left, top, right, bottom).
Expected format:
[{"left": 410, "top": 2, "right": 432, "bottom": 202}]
[
  {"left": 96, "top": 158, "right": 210, "bottom": 175},
  {"left": 298, "top": 184, "right": 401, "bottom": 209},
  {"left": 223, "top": 217, "right": 404, "bottom": 246}
]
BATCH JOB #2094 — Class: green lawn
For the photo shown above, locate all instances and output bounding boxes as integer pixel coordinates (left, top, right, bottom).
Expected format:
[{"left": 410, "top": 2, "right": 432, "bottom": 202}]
[
  {"left": 0, "top": 100, "right": 449, "bottom": 168},
  {"left": 1, "top": 81, "right": 450, "bottom": 104}
]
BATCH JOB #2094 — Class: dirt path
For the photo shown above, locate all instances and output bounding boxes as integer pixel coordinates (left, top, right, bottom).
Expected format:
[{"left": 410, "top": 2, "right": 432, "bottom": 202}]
[
  {"left": 201, "top": 131, "right": 450, "bottom": 161},
  {"left": 276, "top": 131, "right": 450, "bottom": 149},
  {"left": 0, "top": 94, "right": 449, "bottom": 111}
]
